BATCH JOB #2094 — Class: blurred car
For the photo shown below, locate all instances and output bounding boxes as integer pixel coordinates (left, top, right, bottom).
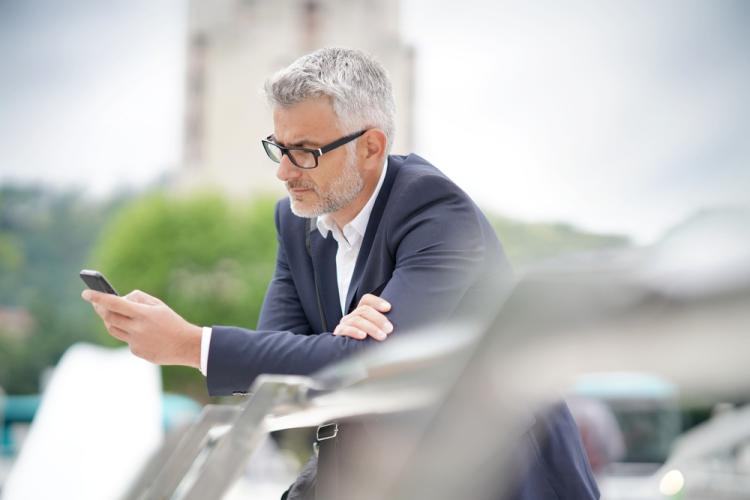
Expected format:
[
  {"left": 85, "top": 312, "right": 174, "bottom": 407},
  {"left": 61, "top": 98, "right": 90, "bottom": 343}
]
[
  {"left": 570, "top": 372, "right": 681, "bottom": 470},
  {"left": 652, "top": 403, "right": 750, "bottom": 500}
]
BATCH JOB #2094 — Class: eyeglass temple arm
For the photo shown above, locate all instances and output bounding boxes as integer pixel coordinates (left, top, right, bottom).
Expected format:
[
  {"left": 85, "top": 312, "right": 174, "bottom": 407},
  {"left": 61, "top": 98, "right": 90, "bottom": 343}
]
[{"left": 318, "top": 130, "right": 366, "bottom": 155}]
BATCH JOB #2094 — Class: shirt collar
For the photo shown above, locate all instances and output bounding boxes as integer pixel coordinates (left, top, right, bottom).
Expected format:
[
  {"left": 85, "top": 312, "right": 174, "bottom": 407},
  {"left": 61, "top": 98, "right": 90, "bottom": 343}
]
[{"left": 315, "top": 159, "right": 388, "bottom": 243}]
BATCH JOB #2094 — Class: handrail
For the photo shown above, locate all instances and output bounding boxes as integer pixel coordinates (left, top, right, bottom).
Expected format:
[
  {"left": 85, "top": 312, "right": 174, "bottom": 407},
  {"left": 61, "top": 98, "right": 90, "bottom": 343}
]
[
  {"left": 124, "top": 220, "right": 750, "bottom": 499},
  {"left": 127, "top": 323, "right": 473, "bottom": 500},
  {"left": 124, "top": 405, "right": 240, "bottom": 500}
]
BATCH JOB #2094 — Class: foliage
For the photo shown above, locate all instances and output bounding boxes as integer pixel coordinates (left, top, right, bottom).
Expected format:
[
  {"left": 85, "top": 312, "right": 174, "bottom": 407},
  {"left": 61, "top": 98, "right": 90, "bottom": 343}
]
[
  {"left": 0, "top": 184, "right": 632, "bottom": 399},
  {"left": 490, "top": 214, "right": 630, "bottom": 268},
  {"left": 90, "top": 192, "right": 278, "bottom": 399},
  {"left": 0, "top": 186, "right": 120, "bottom": 393}
]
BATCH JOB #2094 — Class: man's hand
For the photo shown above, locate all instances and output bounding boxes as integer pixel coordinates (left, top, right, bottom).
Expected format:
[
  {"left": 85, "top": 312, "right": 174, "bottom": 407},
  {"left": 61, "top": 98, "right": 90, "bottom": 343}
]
[
  {"left": 81, "top": 289, "right": 202, "bottom": 369},
  {"left": 333, "top": 293, "right": 393, "bottom": 341}
]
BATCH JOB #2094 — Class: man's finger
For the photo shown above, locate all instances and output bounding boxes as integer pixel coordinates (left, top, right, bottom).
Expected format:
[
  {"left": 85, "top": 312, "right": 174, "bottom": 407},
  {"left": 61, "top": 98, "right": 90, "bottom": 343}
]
[
  {"left": 104, "top": 323, "right": 130, "bottom": 343},
  {"left": 92, "top": 303, "right": 135, "bottom": 335},
  {"left": 92, "top": 303, "right": 106, "bottom": 319},
  {"left": 104, "top": 309, "right": 137, "bottom": 333},
  {"left": 344, "top": 315, "right": 386, "bottom": 341},
  {"left": 82, "top": 290, "right": 142, "bottom": 318},
  {"left": 358, "top": 293, "right": 391, "bottom": 313},
  {"left": 125, "top": 289, "right": 161, "bottom": 306},
  {"left": 333, "top": 325, "right": 367, "bottom": 340},
  {"left": 354, "top": 305, "right": 394, "bottom": 334}
]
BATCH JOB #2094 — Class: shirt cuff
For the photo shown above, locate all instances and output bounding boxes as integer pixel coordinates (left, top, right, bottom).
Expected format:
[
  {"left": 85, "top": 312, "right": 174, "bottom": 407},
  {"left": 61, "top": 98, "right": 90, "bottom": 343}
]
[{"left": 200, "top": 326, "right": 212, "bottom": 376}]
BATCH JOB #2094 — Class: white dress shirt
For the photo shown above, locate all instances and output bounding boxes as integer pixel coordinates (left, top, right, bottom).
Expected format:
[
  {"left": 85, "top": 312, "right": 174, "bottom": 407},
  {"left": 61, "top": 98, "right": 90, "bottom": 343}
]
[
  {"left": 314, "top": 162, "right": 388, "bottom": 315},
  {"left": 200, "top": 162, "right": 388, "bottom": 376}
]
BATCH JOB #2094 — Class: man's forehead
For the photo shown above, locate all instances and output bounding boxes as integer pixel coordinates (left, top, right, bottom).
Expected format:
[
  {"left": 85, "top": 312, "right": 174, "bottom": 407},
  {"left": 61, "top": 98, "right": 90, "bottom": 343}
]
[
  {"left": 271, "top": 129, "right": 323, "bottom": 147},
  {"left": 272, "top": 98, "right": 339, "bottom": 144}
]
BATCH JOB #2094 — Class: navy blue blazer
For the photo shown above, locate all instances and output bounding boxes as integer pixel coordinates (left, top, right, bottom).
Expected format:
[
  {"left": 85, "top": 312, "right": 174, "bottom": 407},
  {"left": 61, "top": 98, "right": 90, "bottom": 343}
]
[
  {"left": 207, "top": 153, "right": 510, "bottom": 395},
  {"left": 206, "top": 153, "right": 598, "bottom": 499}
]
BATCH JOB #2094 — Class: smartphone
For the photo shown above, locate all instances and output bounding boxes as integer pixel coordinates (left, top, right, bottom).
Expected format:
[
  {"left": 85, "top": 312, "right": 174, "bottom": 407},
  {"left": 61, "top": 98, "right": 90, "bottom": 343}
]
[{"left": 80, "top": 269, "right": 119, "bottom": 296}]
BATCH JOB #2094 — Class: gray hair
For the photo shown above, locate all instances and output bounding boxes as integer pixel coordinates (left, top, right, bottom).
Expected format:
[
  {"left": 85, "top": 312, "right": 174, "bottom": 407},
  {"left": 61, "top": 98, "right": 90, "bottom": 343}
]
[{"left": 264, "top": 48, "right": 396, "bottom": 152}]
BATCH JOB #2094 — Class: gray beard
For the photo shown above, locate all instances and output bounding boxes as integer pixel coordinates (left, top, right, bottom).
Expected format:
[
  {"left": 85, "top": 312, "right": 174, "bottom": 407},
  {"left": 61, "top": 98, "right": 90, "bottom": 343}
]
[{"left": 289, "top": 153, "right": 364, "bottom": 218}]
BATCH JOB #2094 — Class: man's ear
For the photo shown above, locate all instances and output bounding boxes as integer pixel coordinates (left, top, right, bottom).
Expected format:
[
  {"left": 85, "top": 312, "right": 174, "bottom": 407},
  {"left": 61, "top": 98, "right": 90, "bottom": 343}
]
[{"left": 361, "top": 129, "right": 387, "bottom": 167}]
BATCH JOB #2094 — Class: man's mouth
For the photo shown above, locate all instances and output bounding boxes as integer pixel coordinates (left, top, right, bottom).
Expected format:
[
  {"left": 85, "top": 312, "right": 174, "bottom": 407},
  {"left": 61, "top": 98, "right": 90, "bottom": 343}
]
[{"left": 287, "top": 183, "right": 315, "bottom": 195}]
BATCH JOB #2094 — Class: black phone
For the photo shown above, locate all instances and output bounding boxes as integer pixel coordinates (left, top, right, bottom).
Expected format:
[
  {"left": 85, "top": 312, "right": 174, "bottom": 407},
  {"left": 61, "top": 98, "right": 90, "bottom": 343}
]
[{"left": 80, "top": 269, "right": 119, "bottom": 296}]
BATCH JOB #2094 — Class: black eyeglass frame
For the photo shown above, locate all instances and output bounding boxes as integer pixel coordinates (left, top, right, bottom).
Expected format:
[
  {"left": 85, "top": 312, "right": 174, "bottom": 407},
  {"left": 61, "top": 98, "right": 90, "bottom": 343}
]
[{"left": 261, "top": 129, "right": 367, "bottom": 169}]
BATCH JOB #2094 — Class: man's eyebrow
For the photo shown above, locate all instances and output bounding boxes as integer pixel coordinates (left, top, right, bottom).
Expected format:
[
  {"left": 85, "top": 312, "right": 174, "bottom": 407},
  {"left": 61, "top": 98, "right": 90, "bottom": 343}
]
[{"left": 271, "top": 135, "right": 320, "bottom": 148}]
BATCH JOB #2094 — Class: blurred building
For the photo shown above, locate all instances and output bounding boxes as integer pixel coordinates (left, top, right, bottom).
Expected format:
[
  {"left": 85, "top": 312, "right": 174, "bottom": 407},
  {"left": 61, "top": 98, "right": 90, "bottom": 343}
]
[{"left": 175, "top": 0, "right": 414, "bottom": 198}]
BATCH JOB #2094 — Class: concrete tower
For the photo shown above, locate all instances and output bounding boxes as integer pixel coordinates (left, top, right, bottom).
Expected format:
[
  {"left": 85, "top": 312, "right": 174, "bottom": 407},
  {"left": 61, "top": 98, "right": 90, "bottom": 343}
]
[{"left": 176, "top": 0, "right": 414, "bottom": 198}]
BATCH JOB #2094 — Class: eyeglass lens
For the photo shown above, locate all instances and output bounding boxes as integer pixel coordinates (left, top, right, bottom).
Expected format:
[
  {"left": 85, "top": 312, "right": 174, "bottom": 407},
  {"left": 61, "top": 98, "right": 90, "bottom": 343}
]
[{"left": 264, "top": 142, "right": 317, "bottom": 169}]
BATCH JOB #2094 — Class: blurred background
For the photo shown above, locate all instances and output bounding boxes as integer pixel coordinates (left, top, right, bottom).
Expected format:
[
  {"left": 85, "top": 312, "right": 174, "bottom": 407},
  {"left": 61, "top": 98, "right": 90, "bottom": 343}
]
[{"left": 0, "top": 0, "right": 748, "bottom": 498}]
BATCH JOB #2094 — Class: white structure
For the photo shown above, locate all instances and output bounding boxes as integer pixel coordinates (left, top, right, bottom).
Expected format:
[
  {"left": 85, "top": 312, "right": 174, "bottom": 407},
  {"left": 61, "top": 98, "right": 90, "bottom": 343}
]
[
  {"left": 2, "top": 344, "right": 162, "bottom": 500},
  {"left": 175, "top": 0, "right": 414, "bottom": 198}
]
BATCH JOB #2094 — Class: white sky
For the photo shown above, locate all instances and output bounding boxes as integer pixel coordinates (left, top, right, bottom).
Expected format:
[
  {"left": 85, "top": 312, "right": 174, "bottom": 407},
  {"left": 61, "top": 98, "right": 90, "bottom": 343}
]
[
  {"left": 1, "top": 0, "right": 748, "bottom": 244},
  {"left": 400, "top": 0, "right": 750, "bottom": 242},
  {"left": 0, "top": 1, "right": 185, "bottom": 195}
]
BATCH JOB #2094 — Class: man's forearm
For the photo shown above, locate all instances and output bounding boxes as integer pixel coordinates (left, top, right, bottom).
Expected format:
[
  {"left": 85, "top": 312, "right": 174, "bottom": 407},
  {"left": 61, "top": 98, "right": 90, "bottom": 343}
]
[{"left": 206, "top": 325, "right": 372, "bottom": 395}]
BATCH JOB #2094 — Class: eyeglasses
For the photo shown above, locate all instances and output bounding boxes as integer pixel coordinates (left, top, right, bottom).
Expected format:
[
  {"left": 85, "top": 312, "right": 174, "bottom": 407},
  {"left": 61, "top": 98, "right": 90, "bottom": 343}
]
[{"left": 261, "top": 129, "right": 367, "bottom": 169}]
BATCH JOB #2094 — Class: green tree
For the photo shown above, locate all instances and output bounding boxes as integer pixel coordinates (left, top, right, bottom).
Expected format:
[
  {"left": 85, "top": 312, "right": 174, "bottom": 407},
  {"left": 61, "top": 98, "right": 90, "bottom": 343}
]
[
  {"left": 90, "top": 192, "right": 278, "bottom": 399},
  {"left": 0, "top": 186, "right": 118, "bottom": 394},
  {"left": 490, "top": 214, "right": 630, "bottom": 268},
  {"left": 0, "top": 184, "right": 632, "bottom": 397}
]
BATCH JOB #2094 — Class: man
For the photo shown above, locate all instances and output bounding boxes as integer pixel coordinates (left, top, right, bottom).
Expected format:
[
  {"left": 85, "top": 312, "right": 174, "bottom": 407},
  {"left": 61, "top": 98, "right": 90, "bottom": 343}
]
[{"left": 82, "top": 48, "right": 597, "bottom": 499}]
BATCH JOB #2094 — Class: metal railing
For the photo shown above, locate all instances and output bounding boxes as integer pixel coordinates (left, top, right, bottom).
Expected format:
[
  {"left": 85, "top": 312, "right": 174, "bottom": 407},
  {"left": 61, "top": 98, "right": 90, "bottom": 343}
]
[
  {"left": 124, "top": 215, "right": 750, "bottom": 500},
  {"left": 124, "top": 320, "right": 472, "bottom": 500}
]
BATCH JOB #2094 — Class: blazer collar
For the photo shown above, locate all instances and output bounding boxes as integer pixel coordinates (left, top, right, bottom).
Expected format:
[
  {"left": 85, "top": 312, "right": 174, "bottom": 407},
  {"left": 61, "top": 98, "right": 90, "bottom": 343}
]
[
  {"left": 315, "top": 159, "right": 389, "bottom": 241},
  {"left": 307, "top": 229, "right": 343, "bottom": 330},
  {"left": 343, "top": 155, "right": 400, "bottom": 312}
]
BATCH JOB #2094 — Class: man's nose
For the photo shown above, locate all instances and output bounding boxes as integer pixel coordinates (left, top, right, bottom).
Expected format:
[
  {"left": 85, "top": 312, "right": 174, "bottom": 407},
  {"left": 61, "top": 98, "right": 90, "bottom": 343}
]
[{"left": 276, "top": 154, "right": 301, "bottom": 182}]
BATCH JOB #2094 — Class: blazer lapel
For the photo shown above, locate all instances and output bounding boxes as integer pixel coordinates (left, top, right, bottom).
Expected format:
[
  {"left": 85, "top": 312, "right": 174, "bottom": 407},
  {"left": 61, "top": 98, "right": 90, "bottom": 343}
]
[
  {"left": 308, "top": 227, "right": 343, "bottom": 330},
  {"left": 344, "top": 158, "right": 399, "bottom": 313}
]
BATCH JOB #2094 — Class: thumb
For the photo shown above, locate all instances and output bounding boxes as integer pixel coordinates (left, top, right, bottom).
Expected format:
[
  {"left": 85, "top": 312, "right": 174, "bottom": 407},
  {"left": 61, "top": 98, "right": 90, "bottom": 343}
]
[{"left": 125, "top": 289, "right": 162, "bottom": 306}]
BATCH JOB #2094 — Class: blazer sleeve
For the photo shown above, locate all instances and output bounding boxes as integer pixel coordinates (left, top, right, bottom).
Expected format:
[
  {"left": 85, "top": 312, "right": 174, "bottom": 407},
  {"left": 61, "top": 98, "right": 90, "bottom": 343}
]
[
  {"left": 255, "top": 202, "right": 312, "bottom": 334},
  {"left": 376, "top": 174, "right": 496, "bottom": 333},
  {"left": 206, "top": 201, "right": 366, "bottom": 396},
  {"left": 206, "top": 178, "right": 508, "bottom": 396}
]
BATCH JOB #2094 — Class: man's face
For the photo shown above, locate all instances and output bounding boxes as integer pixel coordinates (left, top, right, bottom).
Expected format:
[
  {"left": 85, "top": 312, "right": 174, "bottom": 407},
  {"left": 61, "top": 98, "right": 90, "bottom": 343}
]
[{"left": 272, "top": 97, "right": 364, "bottom": 218}]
